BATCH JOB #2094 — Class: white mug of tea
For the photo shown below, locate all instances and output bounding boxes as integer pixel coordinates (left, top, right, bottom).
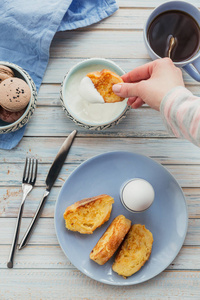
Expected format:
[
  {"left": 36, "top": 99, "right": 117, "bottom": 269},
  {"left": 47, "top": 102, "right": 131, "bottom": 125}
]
[{"left": 144, "top": 1, "right": 200, "bottom": 82}]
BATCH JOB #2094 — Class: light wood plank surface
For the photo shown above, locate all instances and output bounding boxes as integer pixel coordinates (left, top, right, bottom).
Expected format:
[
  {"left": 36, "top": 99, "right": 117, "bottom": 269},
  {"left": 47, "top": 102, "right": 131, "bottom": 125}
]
[
  {"left": 0, "top": 270, "right": 200, "bottom": 300},
  {"left": 1, "top": 245, "right": 200, "bottom": 270},
  {"left": 1, "top": 0, "right": 200, "bottom": 298},
  {"left": 1, "top": 163, "right": 200, "bottom": 187},
  {"left": 1, "top": 217, "right": 200, "bottom": 247},
  {"left": 1, "top": 187, "right": 200, "bottom": 218},
  {"left": 1, "top": 138, "right": 200, "bottom": 163},
  {"left": 41, "top": 58, "right": 199, "bottom": 86}
]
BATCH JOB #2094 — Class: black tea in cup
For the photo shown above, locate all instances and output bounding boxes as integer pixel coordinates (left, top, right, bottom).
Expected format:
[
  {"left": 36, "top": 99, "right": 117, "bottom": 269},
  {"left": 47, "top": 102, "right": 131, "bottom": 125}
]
[{"left": 147, "top": 10, "right": 200, "bottom": 62}]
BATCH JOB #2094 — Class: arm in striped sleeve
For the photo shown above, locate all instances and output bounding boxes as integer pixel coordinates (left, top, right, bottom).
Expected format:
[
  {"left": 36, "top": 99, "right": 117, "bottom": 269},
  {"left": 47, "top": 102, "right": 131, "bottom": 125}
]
[{"left": 160, "top": 86, "right": 200, "bottom": 147}]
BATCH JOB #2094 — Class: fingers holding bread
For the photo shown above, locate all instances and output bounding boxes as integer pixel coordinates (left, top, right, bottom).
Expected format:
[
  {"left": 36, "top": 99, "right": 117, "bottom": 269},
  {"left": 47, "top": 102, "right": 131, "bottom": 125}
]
[{"left": 87, "top": 69, "right": 125, "bottom": 103}]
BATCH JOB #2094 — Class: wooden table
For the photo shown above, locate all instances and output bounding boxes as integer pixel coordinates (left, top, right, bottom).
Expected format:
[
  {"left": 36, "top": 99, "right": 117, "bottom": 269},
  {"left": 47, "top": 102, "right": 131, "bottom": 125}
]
[{"left": 1, "top": 0, "right": 200, "bottom": 298}]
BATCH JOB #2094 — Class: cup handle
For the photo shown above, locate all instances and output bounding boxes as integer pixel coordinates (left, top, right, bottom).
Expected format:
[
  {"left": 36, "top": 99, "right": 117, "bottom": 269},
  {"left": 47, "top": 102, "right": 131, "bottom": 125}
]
[{"left": 183, "top": 57, "right": 200, "bottom": 82}]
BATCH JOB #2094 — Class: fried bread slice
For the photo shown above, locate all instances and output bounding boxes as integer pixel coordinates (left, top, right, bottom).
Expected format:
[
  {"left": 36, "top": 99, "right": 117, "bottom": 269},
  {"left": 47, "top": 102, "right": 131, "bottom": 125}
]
[
  {"left": 90, "top": 215, "right": 131, "bottom": 265},
  {"left": 87, "top": 69, "right": 124, "bottom": 103},
  {"left": 112, "top": 224, "right": 153, "bottom": 277},
  {"left": 63, "top": 194, "right": 114, "bottom": 234}
]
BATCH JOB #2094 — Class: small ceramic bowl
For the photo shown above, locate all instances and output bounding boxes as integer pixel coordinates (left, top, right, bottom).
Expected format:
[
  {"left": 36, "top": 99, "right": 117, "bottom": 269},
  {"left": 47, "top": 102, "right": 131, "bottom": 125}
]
[
  {"left": 60, "top": 58, "right": 129, "bottom": 130},
  {"left": 0, "top": 61, "right": 37, "bottom": 134}
]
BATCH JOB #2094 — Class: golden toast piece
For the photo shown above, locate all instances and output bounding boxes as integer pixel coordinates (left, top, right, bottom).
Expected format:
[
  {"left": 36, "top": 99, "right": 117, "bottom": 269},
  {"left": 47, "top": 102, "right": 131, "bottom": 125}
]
[
  {"left": 87, "top": 69, "right": 125, "bottom": 103},
  {"left": 112, "top": 224, "right": 153, "bottom": 277},
  {"left": 90, "top": 215, "right": 131, "bottom": 265},
  {"left": 63, "top": 194, "right": 114, "bottom": 234}
]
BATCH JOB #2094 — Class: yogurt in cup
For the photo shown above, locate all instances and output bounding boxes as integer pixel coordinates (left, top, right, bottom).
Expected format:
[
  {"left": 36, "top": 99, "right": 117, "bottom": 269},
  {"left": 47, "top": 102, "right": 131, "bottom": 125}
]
[{"left": 60, "top": 58, "right": 129, "bottom": 130}]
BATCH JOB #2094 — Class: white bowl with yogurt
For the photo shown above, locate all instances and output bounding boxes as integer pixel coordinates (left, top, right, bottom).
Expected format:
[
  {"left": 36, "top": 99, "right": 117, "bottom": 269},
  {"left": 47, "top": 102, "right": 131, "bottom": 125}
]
[{"left": 60, "top": 58, "right": 129, "bottom": 130}]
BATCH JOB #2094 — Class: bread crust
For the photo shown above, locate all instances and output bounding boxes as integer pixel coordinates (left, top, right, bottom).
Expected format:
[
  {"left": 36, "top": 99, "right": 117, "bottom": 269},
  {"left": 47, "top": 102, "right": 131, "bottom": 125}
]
[
  {"left": 112, "top": 224, "right": 153, "bottom": 277},
  {"left": 90, "top": 215, "right": 131, "bottom": 265},
  {"left": 87, "top": 69, "right": 125, "bottom": 103},
  {"left": 63, "top": 194, "right": 114, "bottom": 234}
]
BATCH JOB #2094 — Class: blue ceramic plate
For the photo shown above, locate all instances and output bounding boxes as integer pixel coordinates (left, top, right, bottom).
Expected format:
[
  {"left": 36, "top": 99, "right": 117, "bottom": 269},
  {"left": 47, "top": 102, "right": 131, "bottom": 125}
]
[{"left": 54, "top": 151, "right": 188, "bottom": 285}]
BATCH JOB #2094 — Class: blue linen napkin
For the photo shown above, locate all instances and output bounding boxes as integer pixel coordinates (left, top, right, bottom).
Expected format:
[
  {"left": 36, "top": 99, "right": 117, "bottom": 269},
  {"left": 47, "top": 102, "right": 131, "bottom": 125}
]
[{"left": 0, "top": 0, "right": 118, "bottom": 149}]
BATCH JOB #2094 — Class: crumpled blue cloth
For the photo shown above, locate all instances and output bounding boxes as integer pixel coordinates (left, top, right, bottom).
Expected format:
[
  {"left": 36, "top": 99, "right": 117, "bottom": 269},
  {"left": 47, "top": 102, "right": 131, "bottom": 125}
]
[{"left": 0, "top": 0, "right": 118, "bottom": 149}]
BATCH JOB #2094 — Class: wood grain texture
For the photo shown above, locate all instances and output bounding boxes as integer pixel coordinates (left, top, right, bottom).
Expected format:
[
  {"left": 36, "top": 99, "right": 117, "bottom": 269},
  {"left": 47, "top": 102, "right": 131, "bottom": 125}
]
[
  {"left": 1, "top": 0, "right": 200, "bottom": 297},
  {"left": 1, "top": 138, "right": 200, "bottom": 164},
  {"left": 86, "top": 9, "right": 151, "bottom": 30},
  {"left": 1, "top": 162, "right": 200, "bottom": 187},
  {"left": 15, "top": 107, "right": 173, "bottom": 137},
  {"left": 50, "top": 30, "right": 200, "bottom": 88},
  {"left": 0, "top": 270, "right": 200, "bottom": 300},
  {"left": 1, "top": 187, "right": 200, "bottom": 219},
  {"left": 43, "top": 58, "right": 198, "bottom": 85},
  {"left": 1, "top": 245, "right": 200, "bottom": 270},
  {"left": 0, "top": 218, "right": 199, "bottom": 246}
]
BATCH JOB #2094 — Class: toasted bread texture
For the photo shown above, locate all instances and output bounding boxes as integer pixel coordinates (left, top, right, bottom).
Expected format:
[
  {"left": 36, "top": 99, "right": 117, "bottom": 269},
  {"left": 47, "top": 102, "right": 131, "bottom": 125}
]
[
  {"left": 63, "top": 194, "right": 114, "bottom": 234},
  {"left": 87, "top": 69, "right": 125, "bottom": 103},
  {"left": 112, "top": 224, "right": 153, "bottom": 277},
  {"left": 90, "top": 215, "right": 131, "bottom": 265}
]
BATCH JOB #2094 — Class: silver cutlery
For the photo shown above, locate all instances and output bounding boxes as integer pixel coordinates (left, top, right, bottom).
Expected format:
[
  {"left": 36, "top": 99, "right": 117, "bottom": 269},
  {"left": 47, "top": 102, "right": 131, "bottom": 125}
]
[
  {"left": 18, "top": 130, "right": 77, "bottom": 250},
  {"left": 7, "top": 158, "right": 38, "bottom": 268}
]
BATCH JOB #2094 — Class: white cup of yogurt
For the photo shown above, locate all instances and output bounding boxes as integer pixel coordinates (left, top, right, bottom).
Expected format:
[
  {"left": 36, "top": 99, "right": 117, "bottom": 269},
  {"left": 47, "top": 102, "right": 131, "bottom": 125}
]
[{"left": 60, "top": 58, "right": 129, "bottom": 130}]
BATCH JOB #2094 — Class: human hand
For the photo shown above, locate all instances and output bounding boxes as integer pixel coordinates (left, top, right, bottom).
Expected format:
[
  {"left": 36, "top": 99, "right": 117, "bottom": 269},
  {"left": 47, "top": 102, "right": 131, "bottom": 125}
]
[{"left": 112, "top": 58, "right": 185, "bottom": 111}]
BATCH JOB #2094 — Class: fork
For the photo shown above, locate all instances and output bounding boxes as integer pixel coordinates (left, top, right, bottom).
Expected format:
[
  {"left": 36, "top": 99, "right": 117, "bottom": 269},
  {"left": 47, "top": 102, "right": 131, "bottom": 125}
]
[{"left": 7, "top": 158, "right": 38, "bottom": 268}]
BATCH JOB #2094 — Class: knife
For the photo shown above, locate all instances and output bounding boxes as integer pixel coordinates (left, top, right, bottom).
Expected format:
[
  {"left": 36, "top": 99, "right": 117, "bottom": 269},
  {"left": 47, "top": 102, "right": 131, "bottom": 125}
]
[{"left": 18, "top": 130, "right": 77, "bottom": 250}]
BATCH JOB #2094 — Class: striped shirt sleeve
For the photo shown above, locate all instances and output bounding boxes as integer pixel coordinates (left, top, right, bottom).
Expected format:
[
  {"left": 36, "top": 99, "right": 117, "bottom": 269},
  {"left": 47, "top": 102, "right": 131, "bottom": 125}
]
[{"left": 160, "top": 86, "right": 200, "bottom": 147}]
